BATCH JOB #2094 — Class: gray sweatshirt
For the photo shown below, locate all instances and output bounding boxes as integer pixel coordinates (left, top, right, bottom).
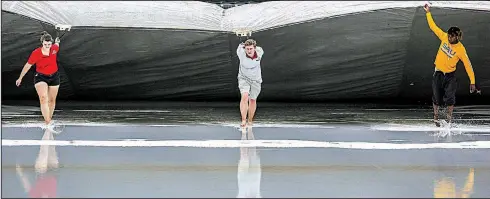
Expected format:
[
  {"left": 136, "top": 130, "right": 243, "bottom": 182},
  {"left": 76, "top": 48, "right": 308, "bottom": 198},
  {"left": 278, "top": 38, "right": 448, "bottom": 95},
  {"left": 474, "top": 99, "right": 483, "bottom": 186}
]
[{"left": 237, "top": 43, "right": 264, "bottom": 83}]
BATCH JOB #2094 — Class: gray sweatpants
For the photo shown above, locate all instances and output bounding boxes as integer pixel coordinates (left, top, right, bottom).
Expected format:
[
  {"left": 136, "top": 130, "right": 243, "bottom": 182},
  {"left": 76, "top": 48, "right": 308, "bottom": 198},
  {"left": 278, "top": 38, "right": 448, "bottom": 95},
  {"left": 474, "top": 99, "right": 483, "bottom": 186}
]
[{"left": 238, "top": 77, "right": 261, "bottom": 100}]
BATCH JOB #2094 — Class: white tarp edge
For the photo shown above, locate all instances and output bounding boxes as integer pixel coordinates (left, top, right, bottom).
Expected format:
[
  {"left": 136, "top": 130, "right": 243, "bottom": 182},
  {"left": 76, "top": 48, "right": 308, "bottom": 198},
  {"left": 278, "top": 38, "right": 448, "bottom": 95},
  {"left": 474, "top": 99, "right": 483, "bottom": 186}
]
[
  {"left": 1, "top": 1, "right": 225, "bottom": 31},
  {"left": 2, "top": 1, "right": 489, "bottom": 32},
  {"left": 223, "top": 1, "right": 490, "bottom": 32}
]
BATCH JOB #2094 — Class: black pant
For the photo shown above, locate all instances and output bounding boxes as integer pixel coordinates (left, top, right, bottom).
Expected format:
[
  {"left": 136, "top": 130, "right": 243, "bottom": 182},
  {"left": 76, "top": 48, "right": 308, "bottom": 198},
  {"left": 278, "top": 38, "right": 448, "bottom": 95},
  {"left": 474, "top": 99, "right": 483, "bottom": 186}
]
[
  {"left": 34, "top": 71, "right": 60, "bottom": 86},
  {"left": 432, "top": 71, "right": 457, "bottom": 106}
]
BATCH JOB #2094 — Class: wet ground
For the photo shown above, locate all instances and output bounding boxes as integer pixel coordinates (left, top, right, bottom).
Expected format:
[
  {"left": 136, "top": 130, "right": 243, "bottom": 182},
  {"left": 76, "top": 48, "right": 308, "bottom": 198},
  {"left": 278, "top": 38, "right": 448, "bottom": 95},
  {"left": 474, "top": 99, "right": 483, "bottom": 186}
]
[
  {"left": 2, "top": 101, "right": 490, "bottom": 197},
  {"left": 2, "top": 101, "right": 490, "bottom": 126}
]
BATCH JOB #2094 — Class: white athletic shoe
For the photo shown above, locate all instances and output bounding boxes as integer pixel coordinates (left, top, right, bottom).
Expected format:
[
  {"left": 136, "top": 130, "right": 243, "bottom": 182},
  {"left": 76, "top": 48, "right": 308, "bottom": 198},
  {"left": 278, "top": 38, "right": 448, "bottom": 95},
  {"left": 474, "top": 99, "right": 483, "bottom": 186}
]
[
  {"left": 41, "top": 121, "right": 56, "bottom": 132},
  {"left": 41, "top": 121, "right": 51, "bottom": 130}
]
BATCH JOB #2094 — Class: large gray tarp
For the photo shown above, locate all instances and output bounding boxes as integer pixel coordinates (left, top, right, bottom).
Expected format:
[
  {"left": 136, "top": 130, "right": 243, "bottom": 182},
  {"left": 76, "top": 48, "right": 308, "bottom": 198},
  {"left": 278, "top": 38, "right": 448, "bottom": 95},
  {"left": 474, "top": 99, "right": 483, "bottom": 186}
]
[{"left": 2, "top": 1, "right": 489, "bottom": 103}]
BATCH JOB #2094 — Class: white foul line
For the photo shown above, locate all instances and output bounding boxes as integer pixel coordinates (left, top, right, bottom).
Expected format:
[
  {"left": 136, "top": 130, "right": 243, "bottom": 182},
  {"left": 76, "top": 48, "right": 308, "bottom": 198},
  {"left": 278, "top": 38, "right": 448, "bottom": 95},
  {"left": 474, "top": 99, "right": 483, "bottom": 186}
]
[{"left": 2, "top": 139, "right": 490, "bottom": 149}]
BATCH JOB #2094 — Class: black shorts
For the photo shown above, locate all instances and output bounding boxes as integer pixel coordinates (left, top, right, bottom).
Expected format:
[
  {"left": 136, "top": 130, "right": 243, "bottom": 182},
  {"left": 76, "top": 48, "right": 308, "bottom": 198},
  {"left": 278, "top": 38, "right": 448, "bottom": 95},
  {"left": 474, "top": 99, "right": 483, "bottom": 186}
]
[
  {"left": 432, "top": 71, "right": 457, "bottom": 106},
  {"left": 34, "top": 71, "right": 60, "bottom": 86}
]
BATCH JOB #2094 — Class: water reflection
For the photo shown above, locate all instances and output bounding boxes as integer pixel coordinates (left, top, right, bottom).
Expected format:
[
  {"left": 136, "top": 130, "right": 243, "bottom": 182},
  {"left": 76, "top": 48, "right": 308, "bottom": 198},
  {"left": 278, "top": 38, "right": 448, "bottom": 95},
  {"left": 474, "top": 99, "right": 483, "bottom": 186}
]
[
  {"left": 434, "top": 168, "right": 475, "bottom": 198},
  {"left": 15, "top": 129, "right": 59, "bottom": 198},
  {"left": 237, "top": 127, "right": 262, "bottom": 198}
]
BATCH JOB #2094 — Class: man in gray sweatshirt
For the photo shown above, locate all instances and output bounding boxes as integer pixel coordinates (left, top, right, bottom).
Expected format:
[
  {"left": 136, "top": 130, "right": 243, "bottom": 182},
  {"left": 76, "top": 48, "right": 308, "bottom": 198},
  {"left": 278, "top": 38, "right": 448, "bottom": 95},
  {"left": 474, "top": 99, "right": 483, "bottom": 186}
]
[{"left": 237, "top": 39, "right": 264, "bottom": 127}]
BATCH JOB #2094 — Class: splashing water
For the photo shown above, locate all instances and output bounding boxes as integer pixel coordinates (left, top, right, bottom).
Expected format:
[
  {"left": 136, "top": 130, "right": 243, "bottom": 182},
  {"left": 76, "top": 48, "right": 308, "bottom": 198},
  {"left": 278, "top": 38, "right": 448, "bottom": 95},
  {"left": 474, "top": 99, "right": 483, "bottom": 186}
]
[{"left": 432, "top": 120, "right": 463, "bottom": 138}]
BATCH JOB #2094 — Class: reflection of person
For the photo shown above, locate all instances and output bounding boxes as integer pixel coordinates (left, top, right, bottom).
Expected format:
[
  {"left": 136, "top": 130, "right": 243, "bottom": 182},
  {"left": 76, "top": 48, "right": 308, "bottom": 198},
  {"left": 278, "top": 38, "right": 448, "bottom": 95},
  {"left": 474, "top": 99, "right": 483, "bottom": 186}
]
[
  {"left": 16, "top": 129, "right": 59, "bottom": 198},
  {"left": 434, "top": 168, "right": 474, "bottom": 198},
  {"left": 237, "top": 127, "right": 262, "bottom": 198}
]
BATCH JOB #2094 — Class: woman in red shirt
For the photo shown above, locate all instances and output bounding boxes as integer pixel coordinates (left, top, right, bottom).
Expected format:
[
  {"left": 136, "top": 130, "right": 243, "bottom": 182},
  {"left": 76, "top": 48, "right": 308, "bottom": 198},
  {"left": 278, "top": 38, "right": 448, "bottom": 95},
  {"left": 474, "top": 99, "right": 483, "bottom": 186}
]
[{"left": 16, "top": 31, "right": 61, "bottom": 130}]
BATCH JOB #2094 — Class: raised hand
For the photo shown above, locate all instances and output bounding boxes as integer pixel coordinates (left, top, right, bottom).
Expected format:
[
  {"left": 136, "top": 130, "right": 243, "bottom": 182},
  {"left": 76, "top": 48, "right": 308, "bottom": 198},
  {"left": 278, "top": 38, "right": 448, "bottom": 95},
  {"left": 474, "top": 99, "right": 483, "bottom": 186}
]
[{"left": 424, "top": 3, "right": 430, "bottom": 12}]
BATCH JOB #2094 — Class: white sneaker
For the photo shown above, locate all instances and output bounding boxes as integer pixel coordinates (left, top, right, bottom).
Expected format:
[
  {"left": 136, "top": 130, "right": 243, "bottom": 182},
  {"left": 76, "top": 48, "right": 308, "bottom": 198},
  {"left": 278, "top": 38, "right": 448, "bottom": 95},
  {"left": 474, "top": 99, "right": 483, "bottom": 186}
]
[
  {"left": 41, "top": 121, "right": 55, "bottom": 131},
  {"left": 41, "top": 122, "right": 48, "bottom": 130}
]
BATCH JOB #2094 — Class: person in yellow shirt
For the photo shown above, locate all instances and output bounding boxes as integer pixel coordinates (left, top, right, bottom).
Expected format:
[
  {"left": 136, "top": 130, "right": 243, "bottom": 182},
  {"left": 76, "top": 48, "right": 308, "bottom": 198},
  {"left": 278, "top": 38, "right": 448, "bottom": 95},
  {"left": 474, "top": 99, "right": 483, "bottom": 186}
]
[{"left": 424, "top": 4, "right": 478, "bottom": 127}]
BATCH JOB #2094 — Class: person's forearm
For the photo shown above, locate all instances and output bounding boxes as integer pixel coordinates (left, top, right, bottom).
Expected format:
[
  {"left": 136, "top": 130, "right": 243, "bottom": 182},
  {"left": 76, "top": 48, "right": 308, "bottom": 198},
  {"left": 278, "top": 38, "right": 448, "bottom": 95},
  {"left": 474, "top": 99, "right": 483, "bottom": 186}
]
[
  {"left": 256, "top": 46, "right": 264, "bottom": 57},
  {"left": 426, "top": 12, "right": 445, "bottom": 40},
  {"left": 18, "top": 63, "right": 32, "bottom": 79},
  {"left": 237, "top": 43, "right": 245, "bottom": 56},
  {"left": 460, "top": 53, "right": 475, "bottom": 84},
  {"left": 16, "top": 170, "right": 32, "bottom": 193}
]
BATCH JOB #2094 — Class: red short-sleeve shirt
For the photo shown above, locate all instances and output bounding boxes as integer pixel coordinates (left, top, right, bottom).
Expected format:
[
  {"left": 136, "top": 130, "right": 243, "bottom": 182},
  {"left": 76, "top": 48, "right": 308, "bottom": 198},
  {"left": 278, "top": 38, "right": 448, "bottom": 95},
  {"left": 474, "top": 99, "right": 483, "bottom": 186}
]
[
  {"left": 27, "top": 44, "right": 59, "bottom": 75},
  {"left": 28, "top": 174, "right": 57, "bottom": 198}
]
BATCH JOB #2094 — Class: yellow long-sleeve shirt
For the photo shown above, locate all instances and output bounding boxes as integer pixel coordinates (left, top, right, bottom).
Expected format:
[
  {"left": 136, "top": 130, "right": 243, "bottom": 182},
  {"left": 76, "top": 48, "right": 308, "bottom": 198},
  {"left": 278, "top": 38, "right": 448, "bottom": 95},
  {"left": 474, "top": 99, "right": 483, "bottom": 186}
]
[{"left": 426, "top": 12, "right": 476, "bottom": 84}]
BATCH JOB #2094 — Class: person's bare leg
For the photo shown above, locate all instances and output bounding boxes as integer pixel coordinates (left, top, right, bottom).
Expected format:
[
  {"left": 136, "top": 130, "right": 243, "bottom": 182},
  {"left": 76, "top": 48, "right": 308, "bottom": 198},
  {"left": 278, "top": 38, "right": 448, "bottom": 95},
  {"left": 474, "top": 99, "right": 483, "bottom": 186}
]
[
  {"left": 433, "top": 103, "right": 440, "bottom": 127},
  {"left": 47, "top": 85, "right": 60, "bottom": 121},
  {"left": 447, "top": 105, "right": 454, "bottom": 124},
  {"left": 35, "top": 82, "right": 51, "bottom": 125},
  {"left": 47, "top": 130, "right": 59, "bottom": 169},
  {"left": 35, "top": 129, "right": 51, "bottom": 173},
  {"left": 247, "top": 127, "right": 255, "bottom": 140},
  {"left": 248, "top": 99, "right": 257, "bottom": 126},
  {"left": 240, "top": 93, "right": 249, "bottom": 127}
]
